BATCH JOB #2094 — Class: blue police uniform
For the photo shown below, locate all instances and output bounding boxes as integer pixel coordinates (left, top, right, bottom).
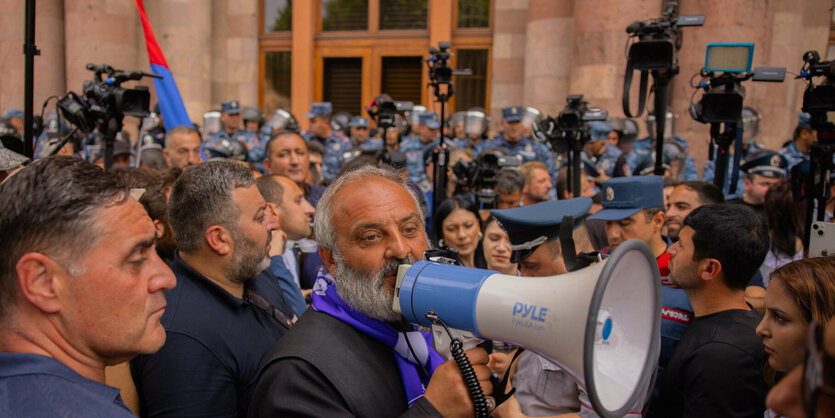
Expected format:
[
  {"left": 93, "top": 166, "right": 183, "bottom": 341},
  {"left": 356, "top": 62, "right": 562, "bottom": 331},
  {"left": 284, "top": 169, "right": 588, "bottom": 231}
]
[
  {"left": 703, "top": 142, "right": 765, "bottom": 199},
  {"left": 476, "top": 134, "right": 555, "bottom": 173},
  {"left": 309, "top": 132, "right": 351, "bottom": 182},
  {"left": 588, "top": 144, "right": 621, "bottom": 177},
  {"left": 778, "top": 141, "right": 809, "bottom": 170},
  {"left": 630, "top": 135, "right": 698, "bottom": 180},
  {"left": 399, "top": 134, "right": 432, "bottom": 192},
  {"left": 357, "top": 137, "right": 383, "bottom": 150},
  {"left": 303, "top": 102, "right": 352, "bottom": 182}
]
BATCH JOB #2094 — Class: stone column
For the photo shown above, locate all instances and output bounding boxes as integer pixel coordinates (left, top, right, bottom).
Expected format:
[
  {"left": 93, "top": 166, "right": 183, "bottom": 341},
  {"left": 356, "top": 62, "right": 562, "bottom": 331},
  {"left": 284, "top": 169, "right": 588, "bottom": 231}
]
[
  {"left": 522, "top": 0, "right": 572, "bottom": 118},
  {"left": 291, "top": 0, "right": 316, "bottom": 131},
  {"left": 489, "top": 0, "right": 528, "bottom": 132},
  {"left": 138, "top": 0, "right": 212, "bottom": 124},
  {"left": 211, "top": 0, "right": 259, "bottom": 111},
  {"left": 0, "top": 0, "right": 65, "bottom": 116},
  {"left": 569, "top": 0, "right": 660, "bottom": 118},
  {"left": 64, "top": 0, "right": 138, "bottom": 95},
  {"left": 672, "top": 0, "right": 832, "bottom": 174}
]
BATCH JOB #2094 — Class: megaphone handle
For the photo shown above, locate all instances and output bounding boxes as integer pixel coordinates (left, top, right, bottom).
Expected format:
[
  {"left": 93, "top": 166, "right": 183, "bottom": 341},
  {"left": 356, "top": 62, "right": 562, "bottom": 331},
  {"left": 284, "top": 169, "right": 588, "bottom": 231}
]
[
  {"left": 426, "top": 311, "right": 489, "bottom": 417},
  {"left": 489, "top": 347, "right": 525, "bottom": 409}
]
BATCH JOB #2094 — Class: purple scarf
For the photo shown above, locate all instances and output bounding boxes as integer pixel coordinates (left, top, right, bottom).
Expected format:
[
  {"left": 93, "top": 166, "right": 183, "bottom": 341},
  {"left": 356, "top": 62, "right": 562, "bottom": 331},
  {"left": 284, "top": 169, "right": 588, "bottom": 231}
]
[{"left": 312, "top": 269, "right": 445, "bottom": 406}]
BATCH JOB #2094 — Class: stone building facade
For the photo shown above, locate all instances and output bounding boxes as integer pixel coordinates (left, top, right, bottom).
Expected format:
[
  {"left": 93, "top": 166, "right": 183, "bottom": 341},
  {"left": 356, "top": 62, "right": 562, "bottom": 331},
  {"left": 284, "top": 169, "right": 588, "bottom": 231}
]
[{"left": 1, "top": 0, "right": 833, "bottom": 172}]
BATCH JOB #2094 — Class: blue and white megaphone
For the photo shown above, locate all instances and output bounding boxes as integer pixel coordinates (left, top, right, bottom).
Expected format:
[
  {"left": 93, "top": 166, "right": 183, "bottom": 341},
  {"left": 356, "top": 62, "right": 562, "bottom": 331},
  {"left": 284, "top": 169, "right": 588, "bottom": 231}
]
[{"left": 393, "top": 239, "right": 661, "bottom": 418}]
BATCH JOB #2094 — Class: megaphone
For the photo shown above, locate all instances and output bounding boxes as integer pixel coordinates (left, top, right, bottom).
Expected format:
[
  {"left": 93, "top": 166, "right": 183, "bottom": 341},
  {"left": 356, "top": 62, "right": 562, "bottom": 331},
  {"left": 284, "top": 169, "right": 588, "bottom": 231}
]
[{"left": 393, "top": 239, "right": 661, "bottom": 418}]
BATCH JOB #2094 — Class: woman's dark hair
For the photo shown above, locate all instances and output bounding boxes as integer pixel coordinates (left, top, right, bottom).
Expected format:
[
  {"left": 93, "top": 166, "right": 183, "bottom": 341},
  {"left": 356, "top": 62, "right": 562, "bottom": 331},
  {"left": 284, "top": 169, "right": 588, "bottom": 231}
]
[
  {"left": 430, "top": 195, "right": 486, "bottom": 268},
  {"left": 764, "top": 177, "right": 806, "bottom": 257}
]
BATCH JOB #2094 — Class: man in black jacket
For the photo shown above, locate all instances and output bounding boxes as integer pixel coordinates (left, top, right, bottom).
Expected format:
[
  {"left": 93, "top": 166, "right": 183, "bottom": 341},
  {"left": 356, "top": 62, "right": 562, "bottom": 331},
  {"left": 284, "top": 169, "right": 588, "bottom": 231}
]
[{"left": 248, "top": 165, "right": 493, "bottom": 417}]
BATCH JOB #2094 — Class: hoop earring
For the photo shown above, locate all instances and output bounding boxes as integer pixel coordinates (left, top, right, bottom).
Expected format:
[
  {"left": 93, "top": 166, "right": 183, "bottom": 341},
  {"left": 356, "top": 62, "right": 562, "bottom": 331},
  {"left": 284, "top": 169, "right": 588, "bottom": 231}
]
[{"left": 438, "top": 238, "right": 445, "bottom": 248}]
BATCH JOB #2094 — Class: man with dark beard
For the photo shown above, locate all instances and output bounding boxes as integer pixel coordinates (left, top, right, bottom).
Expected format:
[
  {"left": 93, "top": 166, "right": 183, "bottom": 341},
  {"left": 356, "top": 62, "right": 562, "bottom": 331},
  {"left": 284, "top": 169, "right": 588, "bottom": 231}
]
[
  {"left": 131, "top": 161, "right": 297, "bottom": 417},
  {"left": 249, "top": 166, "right": 493, "bottom": 417}
]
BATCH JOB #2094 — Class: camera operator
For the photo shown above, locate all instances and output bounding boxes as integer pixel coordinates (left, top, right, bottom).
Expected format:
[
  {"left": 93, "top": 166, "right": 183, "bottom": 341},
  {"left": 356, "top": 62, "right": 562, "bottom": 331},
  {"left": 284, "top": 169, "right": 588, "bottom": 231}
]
[
  {"left": 779, "top": 112, "right": 817, "bottom": 170},
  {"left": 495, "top": 168, "right": 525, "bottom": 209}
]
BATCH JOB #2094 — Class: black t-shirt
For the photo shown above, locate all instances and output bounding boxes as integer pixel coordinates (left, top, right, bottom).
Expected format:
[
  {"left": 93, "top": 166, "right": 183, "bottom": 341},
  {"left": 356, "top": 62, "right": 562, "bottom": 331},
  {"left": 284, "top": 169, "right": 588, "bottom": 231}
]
[
  {"left": 648, "top": 309, "right": 767, "bottom": 418},
  {"left": 728, "top": 198, "right": 767, "bottom": 225}
]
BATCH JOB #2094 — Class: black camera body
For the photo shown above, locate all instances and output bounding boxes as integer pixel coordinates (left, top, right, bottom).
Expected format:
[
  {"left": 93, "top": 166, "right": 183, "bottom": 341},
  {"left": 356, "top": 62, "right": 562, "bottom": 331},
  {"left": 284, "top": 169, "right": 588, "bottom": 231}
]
[
  {"left": 625, "top": 2, "right": 704, "bottom": 72},
  {"left": 799, "top": 50, "right": 835, "bottom": 141},
  {"left": 538, "top": 95, "right": 607, "bottom": 153},
  {"left": 58, "top": 64, "right": 155, "bottom": 134},
  {"left": 366, "top": 94, "right": 412, "bottom": 130},
  {"left": 452, "top": 151, "right": 521, "bottom": 209}
]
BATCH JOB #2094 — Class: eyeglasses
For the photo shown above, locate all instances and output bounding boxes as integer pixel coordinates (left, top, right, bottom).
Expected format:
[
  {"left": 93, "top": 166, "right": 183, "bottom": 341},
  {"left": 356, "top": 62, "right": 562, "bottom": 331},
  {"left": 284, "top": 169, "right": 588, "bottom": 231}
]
[
  {"left": 245, "top": 289, "right": 296, "bottom": 329},
  {"left": 801, "top": 321, "right": 835, "bottom": 417}
]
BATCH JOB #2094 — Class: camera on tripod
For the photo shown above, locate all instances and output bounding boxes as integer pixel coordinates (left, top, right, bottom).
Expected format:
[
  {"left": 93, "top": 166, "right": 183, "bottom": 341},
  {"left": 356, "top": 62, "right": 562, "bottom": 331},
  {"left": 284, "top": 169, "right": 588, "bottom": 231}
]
[
  {"left": 365, "top": 94, "right": 412, "bottom": 130},
  {"left": 538, "top": 95, "right": 607, "bottom": 153},
  {"left": 690, "top": 43, "right": 785, "bottom": 124},
  {"left": 58, "top": 64, "right": 157, "bottom": 134},
  {"left": 625, "top": 1, "right": 704, "bottom": 73},
  {"left": 798, "top": 50, "right": 835, "bottom": 140},
  {"left": 451, "top": 151, "right": 521, "bottom": 209}
]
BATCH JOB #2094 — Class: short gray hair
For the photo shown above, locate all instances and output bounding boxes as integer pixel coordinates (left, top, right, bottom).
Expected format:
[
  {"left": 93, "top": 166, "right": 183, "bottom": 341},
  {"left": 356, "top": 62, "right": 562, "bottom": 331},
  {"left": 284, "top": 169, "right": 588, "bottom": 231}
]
[
  {"left": 314, "top": 165, "right": 424, "bottom": 254},
  {"left": 0, "top": 156, "right": 128, "bottom": 321},
  {"left": 168, "top": 161, "right": 254, "bottom": 252}
]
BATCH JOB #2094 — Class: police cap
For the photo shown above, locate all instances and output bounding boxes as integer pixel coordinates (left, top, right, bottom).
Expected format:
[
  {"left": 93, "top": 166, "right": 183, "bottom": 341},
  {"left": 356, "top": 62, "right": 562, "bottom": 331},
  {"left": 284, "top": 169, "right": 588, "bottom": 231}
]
[{"left": 491, "top": 197, "right": 593, "bottom": 263}]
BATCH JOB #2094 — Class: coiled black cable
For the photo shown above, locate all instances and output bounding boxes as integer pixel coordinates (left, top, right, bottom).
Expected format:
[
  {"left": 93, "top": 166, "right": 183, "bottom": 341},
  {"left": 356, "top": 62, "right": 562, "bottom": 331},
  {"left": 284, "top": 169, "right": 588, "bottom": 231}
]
[
  {"left": 448, "top": 337, "right": 489, "bottom": 417},
  {"left": 425, "top": 311, "right": 489, "bottom": 418}
]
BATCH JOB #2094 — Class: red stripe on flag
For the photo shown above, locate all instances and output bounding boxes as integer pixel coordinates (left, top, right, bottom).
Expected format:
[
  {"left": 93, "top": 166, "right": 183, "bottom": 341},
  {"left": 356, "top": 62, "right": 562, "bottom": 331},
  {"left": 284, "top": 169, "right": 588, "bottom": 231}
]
[{"left": 135, "top": 0, "right": 168, "bottom": 68}]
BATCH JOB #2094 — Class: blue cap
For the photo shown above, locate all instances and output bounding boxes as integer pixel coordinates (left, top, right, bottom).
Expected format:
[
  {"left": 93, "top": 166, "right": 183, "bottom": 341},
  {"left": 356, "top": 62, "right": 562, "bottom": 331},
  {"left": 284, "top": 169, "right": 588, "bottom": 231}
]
[
  {"left": 3, "top": 109, "right": 23, "bottom": 120},
  {"left": 491, "top": 197, "right": 593, "bottom": 263},
  {"left": 418, "top": 112, "right": 440, "bottom": 130},
  {"left": 305, "top": 102, "right": 333, "bottom": 119},
  {"left": 221, "top": 100, "right": 240, "bottom": 115},
  {"left": 349, "top": 116, "right": 370, "bottom": 128},
  {"left": 587, "top": 121, "right": 613, "bottom": 141},
  {"left": 741, "top": 151, "right": 787, "bottom": 178},
  {"left": 582, "top": 159, "right": 600, "bottom": 178},
  {"left": 587, "top": 176, "right": 664, "bottom": 221},
  {"left": 798, "top": 112, "right": 812, "bottom": 129},
  {"left": 502, "top": 106, "right": 524, "bottom": 122}
]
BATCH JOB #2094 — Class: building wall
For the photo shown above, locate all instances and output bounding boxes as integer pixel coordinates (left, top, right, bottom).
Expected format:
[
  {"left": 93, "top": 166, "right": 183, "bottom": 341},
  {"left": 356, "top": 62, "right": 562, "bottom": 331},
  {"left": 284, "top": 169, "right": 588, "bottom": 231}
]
[{"left": 0, "top": 0, "right": 832, "bottom": 171}]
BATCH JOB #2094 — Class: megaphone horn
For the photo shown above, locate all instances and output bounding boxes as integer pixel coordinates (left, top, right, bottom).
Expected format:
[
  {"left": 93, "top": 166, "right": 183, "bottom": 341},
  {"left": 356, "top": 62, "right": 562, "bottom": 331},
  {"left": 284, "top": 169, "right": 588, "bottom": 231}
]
[{"left": 393, "top": 239, "right": 662, "bottom": 418}]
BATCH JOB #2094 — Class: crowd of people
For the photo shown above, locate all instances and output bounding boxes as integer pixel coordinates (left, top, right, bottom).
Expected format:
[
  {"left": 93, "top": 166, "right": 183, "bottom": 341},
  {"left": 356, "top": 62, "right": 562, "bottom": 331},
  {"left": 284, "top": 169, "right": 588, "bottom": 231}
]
[{"left": 0, "top": 97, "right": 833, "bottom": 418}]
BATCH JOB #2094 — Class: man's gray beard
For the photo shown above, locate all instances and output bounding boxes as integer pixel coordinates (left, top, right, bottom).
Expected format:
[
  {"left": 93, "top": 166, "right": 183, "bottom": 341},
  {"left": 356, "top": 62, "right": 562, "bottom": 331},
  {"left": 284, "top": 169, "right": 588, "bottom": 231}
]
[
  {"left": 332, "top": 253, "right": 417, "bottom": 323},
  {"left": 227, "top": 230, "right": 272, "bottom": 284}
]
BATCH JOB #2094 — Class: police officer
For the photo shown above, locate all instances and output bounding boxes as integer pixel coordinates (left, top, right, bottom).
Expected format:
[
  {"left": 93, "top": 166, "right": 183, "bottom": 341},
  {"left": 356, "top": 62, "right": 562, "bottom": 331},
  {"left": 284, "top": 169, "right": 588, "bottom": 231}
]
[
  {"left": 303, "top": 102, "right": 351, "bottom": 182},
  {"left": 627, "top": 111, "right": 698, "bottom": 180},
  {"left": 727, "top": 150, "right": 788, "bottom": 221},
  {"left": 241, "top": 106, "right": 269, "bottom": 163},
  {"left": 349, "top": 116, "right": 382, "bottom": 150},
  {"left": 139, "top": 103, "right": 167, "bottom": 148},
  {"left": 491, "top": 198, "right": 649, "bottom": 416},
  {"left": 583, "top": 121, "right": 621, "bottom": 179},
  {"left": 453, "top": 109, "right": 489, "bottom": 158},
  {"left": 476, "top": 106, "right": 555, "bottom": 175},
  {"left": 779, "top": 112, "right": 816, "bottom": 170},
  {"left": 399, "top": 111, "right": 438, "bottom": 193},
  {"left": 207, "top": 100, "right": 254, "bottom": 161}
]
